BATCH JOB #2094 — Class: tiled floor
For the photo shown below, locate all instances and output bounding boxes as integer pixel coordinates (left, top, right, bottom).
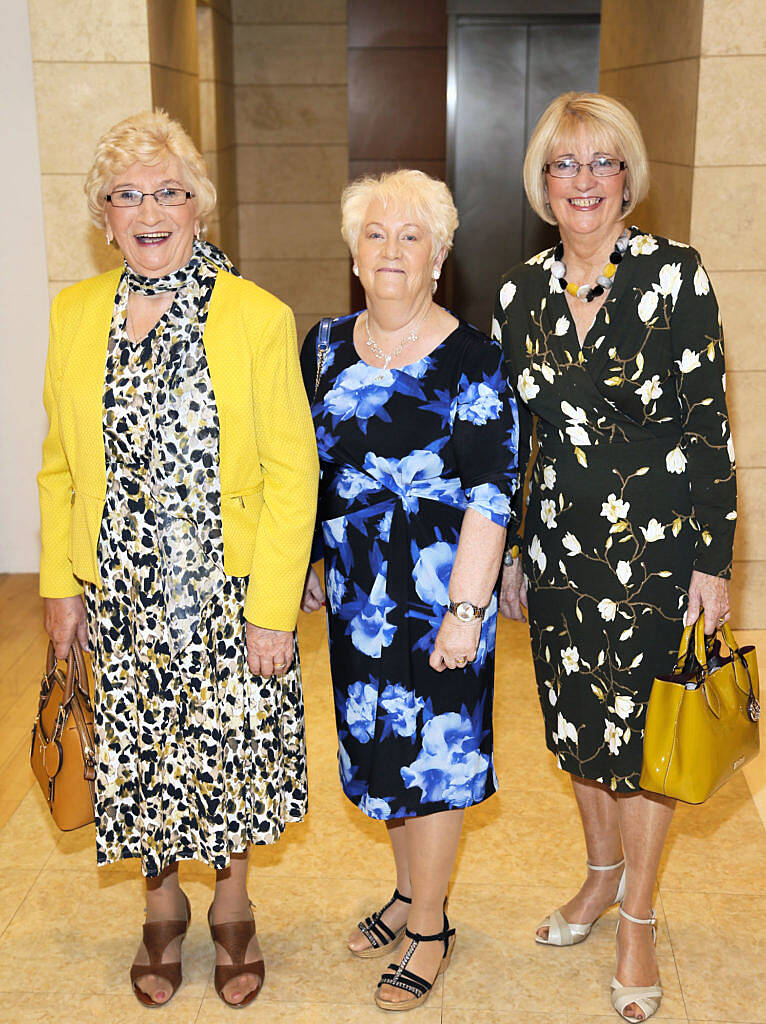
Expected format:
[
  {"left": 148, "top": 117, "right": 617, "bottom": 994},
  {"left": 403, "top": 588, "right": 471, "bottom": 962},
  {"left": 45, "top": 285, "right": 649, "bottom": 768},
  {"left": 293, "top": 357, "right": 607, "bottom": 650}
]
[{"left": 1, "top": 572, "right": 764, "bottom": 1023}]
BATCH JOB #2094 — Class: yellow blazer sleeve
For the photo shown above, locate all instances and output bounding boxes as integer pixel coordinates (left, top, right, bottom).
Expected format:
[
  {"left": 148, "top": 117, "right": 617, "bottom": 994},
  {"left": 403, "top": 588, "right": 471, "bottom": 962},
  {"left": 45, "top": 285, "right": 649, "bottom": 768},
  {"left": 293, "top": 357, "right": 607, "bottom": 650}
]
[
  {"left": 38, "top": 296, "right": 83, "bottom": 598},
  {"left": 244, "top": 302, "right": 319, "bottom": 629}
]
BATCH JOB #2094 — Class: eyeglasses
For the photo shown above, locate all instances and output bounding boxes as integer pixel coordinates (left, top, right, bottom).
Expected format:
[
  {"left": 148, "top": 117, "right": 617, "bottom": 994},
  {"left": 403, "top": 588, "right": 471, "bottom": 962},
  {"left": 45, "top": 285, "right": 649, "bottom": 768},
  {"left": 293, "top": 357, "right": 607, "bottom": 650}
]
[
  {"left": 544, "top": 157, "right": 626, "bottom": 178},
  {"left": 106, "top": 188, "right": 195, "bottom": 207}
]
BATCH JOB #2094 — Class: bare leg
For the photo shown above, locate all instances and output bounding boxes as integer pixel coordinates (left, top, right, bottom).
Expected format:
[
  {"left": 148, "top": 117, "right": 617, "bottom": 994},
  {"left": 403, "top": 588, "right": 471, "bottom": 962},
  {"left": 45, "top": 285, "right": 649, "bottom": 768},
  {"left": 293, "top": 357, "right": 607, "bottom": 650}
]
[
  {"left": 210, "top": 848, "right": 263, "bottom": 1005},
  {"left": 615, "top": 791, "right": 675, "bottom": 1020},
  {"left": 378, "top": 808, "right": 464, "bottom": 1005},
  {"left": 133, "top": 862, "right": 187, "bottom": 1004},
  {"left": 537, "top": 776, "right": 623, "bottom": 940},
  {"left": 348, "top": 820, "right": 411, "bottom": 952}
]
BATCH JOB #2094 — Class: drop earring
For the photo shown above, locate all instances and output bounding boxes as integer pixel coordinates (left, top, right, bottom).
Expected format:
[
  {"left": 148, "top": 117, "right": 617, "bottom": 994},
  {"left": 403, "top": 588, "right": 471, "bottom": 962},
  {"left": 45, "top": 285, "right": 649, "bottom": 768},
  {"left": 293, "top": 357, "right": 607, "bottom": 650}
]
[
  {"left": 353, "top": 265, "right": 359, "bottom": 277},
  {"left": 105, "top": 229, "right": 113, "bottom": 245}
]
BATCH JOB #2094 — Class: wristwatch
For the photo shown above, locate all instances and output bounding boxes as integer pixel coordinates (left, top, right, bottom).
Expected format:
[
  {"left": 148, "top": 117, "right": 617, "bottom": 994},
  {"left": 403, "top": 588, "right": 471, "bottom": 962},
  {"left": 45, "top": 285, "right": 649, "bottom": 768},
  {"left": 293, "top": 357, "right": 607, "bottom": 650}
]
[{"left": 447, "top": 599, "right": 487, "bottom": 622}]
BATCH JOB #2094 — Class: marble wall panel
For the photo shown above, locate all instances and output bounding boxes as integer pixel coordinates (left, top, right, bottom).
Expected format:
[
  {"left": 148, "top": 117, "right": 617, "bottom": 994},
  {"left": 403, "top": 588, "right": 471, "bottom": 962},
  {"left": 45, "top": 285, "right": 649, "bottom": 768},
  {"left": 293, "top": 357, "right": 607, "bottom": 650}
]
[
  {"left": 733, "top": 468, "right": 766, "bottom": 562},
  {"left": 233, "top": 24, "right": 347, "bottom": 85},
  {"left": 695, "top": 56, "right": 766, "bottom": 166},
  {"left": 232, "top": 0, "right": 346, "bottom": 23},
  {"left": 710, "top": 271, "right": 766, "bottom": 372},
  {"left": 41, "top": 176, "right": 121, "bottom": 283},
  {"left": 691, "top": 166, "right": 766, "bottom": 271},
  {"left": 599, "top": 61, "right": 700, "bottom": 168},
  {"left": 239, "top": 259, "right": 349, "bottom": 314},
  {"left": 730, "top": 560, "right": 766, "bottom": 629},
  {"left": 147, "top": 0, "right": 198, "bottom": 74},
  {"left": 28, "top": 0, "right": 149, "bottom": 63},
  {"left": 701, "top": 0, "right": 766, "bottom": 56},
  {"left": 631, "top": 162, "right": 694, "bottom": 244},
  {"left": 151, "top": 66, "right": 201, "bottom": 145},
  {"left": 725, "top": 370, "right": 766, "bottom": 469},
  {"left": 235, "top": 84, "right": 348, "bottom": 146},
  {"left": 237, "top": 145, "right": 348, "bottom": 203},
  {"left": 600, "top": 0, "right": 704, "bottom": 71},
  {"left": 33, "top": 62, "right": 152, "bottom": 175},
  {"left": 239, "top": 203, "right": 348, "bottom": 260}
]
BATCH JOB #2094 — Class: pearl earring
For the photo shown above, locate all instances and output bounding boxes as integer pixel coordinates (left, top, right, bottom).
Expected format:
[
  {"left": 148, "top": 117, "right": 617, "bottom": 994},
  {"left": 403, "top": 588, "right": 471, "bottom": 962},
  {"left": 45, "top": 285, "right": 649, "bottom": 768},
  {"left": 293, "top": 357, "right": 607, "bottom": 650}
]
[
  {"left": 105, "top": 230, "right": 112, "bottom": 245},
  {"left": 353, "top": 265, "right": 359, "bottom": 277},
  {"left": 433, "top": 268, "right": 441, "bottom": 280}
]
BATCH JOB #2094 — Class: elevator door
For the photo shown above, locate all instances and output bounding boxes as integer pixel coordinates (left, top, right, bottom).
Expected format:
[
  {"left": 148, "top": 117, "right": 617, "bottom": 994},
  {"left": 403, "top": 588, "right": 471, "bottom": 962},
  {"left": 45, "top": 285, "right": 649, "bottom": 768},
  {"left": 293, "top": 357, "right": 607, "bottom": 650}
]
[{"left": 449, "top": 13, "right": 600, "bottom": 331}]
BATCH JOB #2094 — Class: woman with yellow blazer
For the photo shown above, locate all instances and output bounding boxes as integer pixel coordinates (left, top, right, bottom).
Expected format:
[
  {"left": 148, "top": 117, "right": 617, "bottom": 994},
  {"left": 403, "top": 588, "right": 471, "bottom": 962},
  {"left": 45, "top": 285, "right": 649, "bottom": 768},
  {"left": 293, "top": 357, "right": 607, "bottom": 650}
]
[{"left": 38, "top": 111, "right": 318, "bottom": 1009}]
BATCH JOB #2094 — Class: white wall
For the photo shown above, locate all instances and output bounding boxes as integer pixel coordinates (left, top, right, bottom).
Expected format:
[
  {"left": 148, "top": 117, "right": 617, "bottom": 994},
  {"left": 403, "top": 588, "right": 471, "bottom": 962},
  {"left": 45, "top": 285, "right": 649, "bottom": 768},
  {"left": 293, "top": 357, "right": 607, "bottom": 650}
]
[{"left": 0, "top": 2, "right": 50, "bottom": 571}]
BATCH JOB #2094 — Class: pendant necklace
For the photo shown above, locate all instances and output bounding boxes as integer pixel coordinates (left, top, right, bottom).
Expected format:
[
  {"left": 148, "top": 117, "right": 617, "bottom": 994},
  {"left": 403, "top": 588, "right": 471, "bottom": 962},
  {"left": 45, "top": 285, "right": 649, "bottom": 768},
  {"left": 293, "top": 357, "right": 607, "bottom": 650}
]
[{"left": 364, "top": 305, "right": 431, "bottom": 382}]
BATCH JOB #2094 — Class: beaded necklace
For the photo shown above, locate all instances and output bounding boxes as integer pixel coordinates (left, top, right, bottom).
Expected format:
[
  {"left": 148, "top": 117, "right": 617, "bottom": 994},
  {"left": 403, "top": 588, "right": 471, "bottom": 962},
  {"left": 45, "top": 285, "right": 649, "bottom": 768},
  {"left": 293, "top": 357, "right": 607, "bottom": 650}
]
[{"left": 551, "top": 228, "right": 630, "bottom": 302}]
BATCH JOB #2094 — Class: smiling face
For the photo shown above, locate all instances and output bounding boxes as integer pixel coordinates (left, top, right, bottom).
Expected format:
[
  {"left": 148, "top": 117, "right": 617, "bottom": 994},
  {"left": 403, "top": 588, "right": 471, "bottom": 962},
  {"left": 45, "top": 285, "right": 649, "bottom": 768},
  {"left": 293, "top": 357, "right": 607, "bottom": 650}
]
[
  {"left": 355, "top": 199, "right": 444, "bottom": 307},
  {"left": 104, "top": 157, "right": 198, "bottom": 277},
  {"left": 544, "top": 127, "right": 628, "bottom": 243}
]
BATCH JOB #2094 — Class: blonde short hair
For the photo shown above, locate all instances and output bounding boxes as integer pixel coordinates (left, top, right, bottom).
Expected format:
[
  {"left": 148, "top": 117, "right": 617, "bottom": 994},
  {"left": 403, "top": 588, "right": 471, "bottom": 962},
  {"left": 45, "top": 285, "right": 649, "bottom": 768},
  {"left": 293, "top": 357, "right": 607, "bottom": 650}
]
[
  {"left": 84, "top": 110, "right": 216, "bottom": 229},
  {"left": 340, "top": 169, "right": 459, "bottom": 259},
  {"left": 523, "top": 92, "right": 649, "bottom": 226}
]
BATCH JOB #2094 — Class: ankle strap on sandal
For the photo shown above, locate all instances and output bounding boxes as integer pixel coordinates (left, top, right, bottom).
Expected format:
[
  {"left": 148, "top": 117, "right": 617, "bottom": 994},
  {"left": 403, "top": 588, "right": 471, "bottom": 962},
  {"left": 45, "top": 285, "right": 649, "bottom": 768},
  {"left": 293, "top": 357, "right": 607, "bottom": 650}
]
[
  {"left": 404, "top": 913, "right": 455, "bottom": 959},
  {"left": 619, "top": 906, "right": 656, "bottom": 927},
  {"left": 393, "top": 888, "right": 412, "bottom": 905},
  {"left": 586, "top": 857, "right": 625, "bottom": 872}
]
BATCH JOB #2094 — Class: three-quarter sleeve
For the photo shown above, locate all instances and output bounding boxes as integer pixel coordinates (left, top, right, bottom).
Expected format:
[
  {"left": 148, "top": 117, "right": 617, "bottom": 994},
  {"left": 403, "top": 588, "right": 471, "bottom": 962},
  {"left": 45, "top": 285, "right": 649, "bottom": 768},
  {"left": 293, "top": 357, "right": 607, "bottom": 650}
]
[
  {"left": 670, "top": 254, "right": 737, "bottom": 577},
  {"left": 493, "top": 285, "right": 531, "bottom": 551},
  {"left": 451, "top": 337, "right": 518, "bottom": 527}
]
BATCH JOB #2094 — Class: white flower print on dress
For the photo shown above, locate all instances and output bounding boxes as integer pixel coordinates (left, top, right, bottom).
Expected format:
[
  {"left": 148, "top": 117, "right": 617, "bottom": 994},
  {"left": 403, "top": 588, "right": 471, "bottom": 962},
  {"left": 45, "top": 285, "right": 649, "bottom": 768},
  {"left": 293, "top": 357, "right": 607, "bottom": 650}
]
[
  {"left": 557, "top": 712, "right": 578, "bottom": 743},
  {"left": 676, "top": 348, "right": 701, "bottom": 374},
  {"left": 598, "top": 598, "right": 617, "bottom": 621},
  {"left": 562, "top": 646, "right": 580, "bottom": 675},
  {"left": 611, "top": 694, "right": 635, "bottom": 720},
  {"left": 666, "top": 447, "right": 687, "bottom": 473},
  {"left": 658, "top": 262, "right": 683, "bottom": 305},
  {"left": 541, "top": 499, "right": 558, "bottom": 529},
  {"left": 601, "top": 493, "right": 630, "bottom": 523},
  {"left": 491, "top": 317, "right": 501, "bottom": 341},
  {"left": 518, "top": 368, "right": 540, "bottom": 401},
  {"left": 528, "top": 535, "right": 547, "bottom": 573},
  {"left": 616, "top": 560, "right": 632, "bottom": 586},
  {"left": 604, "top": 720, "right": 624, "bottom": 755},
  {"left": 694, "top": 265, "right": 710, "bottom": 295},
  {"left": 554, "top": 316, "right": 570, "bottom": 336},
  {"left": 641, "top": 518, "right": 666, "bottom": 542},
  {"left": 562, "top": 532, "right": 581, "bottom": 555},
  {"left": 526, "top": 250, "right": 550, "bottom": 266},
  {"left": 629, "top": 233, "right": 658, "bottom": 256},
  {"left": 635, "top": 375, "right": 663, "bottom": 405},
  {"left": 727, "top": 435, "right": 736, "bottom": 464},
  {"left": 540, "top": 362, "right": 555, "bottom": 383},
  {"left": 542, "top": 465, "right": 556, "bottom": 489},
  {"left": 637, "top": 290, "right": 659, "bottom": 323},
  {"left": 499, "top": 281, "right": 517, "bottom": 309}
]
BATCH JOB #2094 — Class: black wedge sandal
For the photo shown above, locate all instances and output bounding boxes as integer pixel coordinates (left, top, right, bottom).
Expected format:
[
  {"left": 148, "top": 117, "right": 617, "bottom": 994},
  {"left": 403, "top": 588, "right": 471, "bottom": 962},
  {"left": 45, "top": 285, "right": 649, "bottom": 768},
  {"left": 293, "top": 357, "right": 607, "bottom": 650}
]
[
  {"left": 351, "top": 889, "right": 412, "bottom": 959},
  {"left": 375, "top": 912, "right": 456, "bottom": 1011}
]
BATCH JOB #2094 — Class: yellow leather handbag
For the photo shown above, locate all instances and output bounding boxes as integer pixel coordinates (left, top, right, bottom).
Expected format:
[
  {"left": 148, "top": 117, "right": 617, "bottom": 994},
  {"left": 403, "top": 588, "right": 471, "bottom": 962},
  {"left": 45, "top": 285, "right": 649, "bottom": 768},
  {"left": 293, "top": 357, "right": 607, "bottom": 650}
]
[{"left": 640, "top": 614, "right": 760, "bottom": 803}]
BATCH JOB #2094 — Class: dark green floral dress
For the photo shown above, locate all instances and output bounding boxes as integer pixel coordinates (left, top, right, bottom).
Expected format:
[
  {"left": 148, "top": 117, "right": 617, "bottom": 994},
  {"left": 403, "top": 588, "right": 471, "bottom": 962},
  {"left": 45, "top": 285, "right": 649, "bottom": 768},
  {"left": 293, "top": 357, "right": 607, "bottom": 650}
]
[{"left": 494, "top": 228, "right": 737, "bottom": 791}]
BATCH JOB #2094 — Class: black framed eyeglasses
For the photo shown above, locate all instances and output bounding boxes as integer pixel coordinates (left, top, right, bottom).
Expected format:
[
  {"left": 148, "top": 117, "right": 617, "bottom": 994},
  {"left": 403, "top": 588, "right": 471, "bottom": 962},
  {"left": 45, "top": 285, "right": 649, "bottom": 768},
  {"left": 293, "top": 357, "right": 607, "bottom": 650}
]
[
  {"left": 106, "top": 188, "right": 195, "bottom": 207},
  {"left": 544, "top": 157, "right": 627, "bottom": 178}
]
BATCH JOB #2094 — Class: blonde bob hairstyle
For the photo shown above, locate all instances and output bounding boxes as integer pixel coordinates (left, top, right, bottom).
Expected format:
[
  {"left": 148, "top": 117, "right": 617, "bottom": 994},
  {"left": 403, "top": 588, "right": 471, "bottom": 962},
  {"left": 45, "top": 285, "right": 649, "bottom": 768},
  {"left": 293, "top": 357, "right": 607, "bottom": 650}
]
[
  {"left": 84, "top": 109, "right": 216, "bottom": 230},
  {"left": 341, "top": 169, "right": 459, "bottom": 260},
  {"left": 523, "top": 92, "right": 649, "bottom": 226}
]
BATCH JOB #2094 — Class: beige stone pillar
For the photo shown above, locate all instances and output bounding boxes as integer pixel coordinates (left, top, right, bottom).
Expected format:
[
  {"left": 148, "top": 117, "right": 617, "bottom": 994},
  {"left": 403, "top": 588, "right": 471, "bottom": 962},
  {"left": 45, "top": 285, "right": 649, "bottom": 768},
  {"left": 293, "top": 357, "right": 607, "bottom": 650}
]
[
  {"left": 232, "top": 0, "right": 350, "bottom": 342},
  {"left": 600, "top": 0, "right": 766, "bottom": 627}
]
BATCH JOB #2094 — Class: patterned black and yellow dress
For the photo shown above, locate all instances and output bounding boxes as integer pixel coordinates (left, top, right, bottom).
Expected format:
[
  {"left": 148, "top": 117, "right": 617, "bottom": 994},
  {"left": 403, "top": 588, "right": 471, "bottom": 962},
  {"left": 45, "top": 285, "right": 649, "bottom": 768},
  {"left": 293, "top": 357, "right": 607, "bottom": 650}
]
[
  {"left": 494, "top": 229, "right": 737, "bottom": 791},
  {"left": 84, "top": 242, "right": 307, "bottom": 877}
]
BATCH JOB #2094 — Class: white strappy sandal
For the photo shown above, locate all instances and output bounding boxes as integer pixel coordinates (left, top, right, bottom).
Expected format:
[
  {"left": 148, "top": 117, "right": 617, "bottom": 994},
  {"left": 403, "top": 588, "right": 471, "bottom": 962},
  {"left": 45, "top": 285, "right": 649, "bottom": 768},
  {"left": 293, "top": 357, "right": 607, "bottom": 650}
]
[
  {"left": 611, "top": 906, "right": 663, "bottom": 1021},
  {"left": 535, "top": 858, "right": 626, "bottom": 946}
]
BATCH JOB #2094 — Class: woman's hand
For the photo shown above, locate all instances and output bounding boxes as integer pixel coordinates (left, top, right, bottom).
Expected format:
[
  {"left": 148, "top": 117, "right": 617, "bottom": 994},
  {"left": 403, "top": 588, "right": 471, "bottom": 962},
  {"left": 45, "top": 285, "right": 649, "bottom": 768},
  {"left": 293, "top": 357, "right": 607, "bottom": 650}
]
[
  {"left": 301, "top": 567, "right": 325, "bottom": 613},
  {"left": 686, "top": 569, "right": 731, "bottom": 634},
  {"left": 498, "top": 559, "right": 527, "bottom": 621},
  {"left": 44, "top": 595, "right": 89, "bottom": 659},
  {"left": 246, "top": 622, "right": 294, "bottom": 677},
  {"left": 430, "top": 613, "right": 482, "bottom": 672}
]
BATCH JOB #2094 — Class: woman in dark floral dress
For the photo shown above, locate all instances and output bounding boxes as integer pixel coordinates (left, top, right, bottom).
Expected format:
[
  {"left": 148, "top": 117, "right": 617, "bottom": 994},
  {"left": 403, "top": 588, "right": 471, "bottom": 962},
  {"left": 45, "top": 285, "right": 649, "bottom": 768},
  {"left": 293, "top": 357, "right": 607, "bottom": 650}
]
[
  {"left": 495, "top": 94, "right": 736, "bottom": 1022},
  {"left": 301, "top": 170, "right": 517, "bottom": 1010}
]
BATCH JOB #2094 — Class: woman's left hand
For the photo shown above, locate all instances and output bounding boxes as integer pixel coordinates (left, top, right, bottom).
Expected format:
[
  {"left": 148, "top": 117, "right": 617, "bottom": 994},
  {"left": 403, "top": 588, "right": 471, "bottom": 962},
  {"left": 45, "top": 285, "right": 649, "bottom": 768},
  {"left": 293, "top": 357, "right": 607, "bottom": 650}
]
[
  {"left": 429, "top": 613, "right": 482, "bottom": 672},
  {"left": 246, "top": 621, "right": 294, "bottom": 676},
  {"left": 686, "top": 569, "right": 731, "bottom": 634}
]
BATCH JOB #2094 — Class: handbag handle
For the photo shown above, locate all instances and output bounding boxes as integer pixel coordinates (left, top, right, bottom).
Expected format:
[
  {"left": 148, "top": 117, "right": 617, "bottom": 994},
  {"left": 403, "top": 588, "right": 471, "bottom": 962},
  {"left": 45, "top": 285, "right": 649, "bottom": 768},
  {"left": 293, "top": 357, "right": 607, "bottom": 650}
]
[
  {"left": 45, "top": 639, "right": 90, "bottom": 709},
  {"left": 313, "top": 317, "right": 332, "bottom": 401}
]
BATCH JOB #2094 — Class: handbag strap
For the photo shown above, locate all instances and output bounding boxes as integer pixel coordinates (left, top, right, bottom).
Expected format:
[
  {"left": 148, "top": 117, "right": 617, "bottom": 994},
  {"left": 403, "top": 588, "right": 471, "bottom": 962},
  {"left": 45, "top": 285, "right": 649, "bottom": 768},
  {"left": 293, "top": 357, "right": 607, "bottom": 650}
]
[{"left": 313, "top": 317, "right": 332, "bottom": 401}]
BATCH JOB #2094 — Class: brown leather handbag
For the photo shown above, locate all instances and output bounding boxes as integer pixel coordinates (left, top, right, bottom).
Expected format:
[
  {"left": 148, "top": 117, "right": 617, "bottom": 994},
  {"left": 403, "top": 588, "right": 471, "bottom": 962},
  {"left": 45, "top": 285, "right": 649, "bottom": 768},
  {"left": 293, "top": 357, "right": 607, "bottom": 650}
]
[{"left": 30, "top": 639, "right": 96, "bottom": 830}]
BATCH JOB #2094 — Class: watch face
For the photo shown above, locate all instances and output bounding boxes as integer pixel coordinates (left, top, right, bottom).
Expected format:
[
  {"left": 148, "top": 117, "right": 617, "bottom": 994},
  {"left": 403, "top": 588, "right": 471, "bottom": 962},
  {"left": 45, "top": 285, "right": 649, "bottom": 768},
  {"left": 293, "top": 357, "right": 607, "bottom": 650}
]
[{"left": 456, "top": 602, "right": 474, "bottom": 621}]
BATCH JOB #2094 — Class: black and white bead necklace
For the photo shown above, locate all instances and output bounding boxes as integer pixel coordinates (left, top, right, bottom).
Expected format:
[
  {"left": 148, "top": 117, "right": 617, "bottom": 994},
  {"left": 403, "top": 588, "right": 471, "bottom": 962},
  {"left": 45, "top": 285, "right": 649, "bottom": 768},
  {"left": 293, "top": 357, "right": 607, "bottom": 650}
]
[{"left": 551, "top": 228, "right": 630, "bottom": 303}]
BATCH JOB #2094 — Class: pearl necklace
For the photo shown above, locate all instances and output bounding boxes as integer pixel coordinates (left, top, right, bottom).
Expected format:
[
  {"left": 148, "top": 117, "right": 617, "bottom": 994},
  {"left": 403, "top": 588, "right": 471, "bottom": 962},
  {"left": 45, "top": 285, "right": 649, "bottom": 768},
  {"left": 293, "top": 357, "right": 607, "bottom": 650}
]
[
  {"left": 364, "top": 305, "right": 431, "bottom": 380},
  {"left": 551, "top": 229, "right": 630, "bottom": 302}
]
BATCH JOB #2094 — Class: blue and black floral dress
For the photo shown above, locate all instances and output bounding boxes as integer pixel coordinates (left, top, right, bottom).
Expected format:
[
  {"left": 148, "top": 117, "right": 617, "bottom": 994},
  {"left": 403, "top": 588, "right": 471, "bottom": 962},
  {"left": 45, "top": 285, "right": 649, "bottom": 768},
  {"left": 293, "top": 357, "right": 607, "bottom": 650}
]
[{"left": 300, "top": 314, "right": 518, "bottom": 819}]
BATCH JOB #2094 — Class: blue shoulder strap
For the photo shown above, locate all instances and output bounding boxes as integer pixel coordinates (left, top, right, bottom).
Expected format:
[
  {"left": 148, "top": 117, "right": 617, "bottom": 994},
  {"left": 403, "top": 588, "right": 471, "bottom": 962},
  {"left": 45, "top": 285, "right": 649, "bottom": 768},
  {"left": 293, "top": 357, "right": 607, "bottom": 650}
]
[{"left": 313, "top": 317, "right": 333, "bottom": 399}]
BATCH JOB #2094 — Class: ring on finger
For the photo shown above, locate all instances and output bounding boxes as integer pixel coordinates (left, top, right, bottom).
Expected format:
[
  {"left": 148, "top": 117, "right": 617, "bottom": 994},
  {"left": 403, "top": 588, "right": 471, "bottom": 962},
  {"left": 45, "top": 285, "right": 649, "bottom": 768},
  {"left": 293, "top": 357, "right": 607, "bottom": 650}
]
[
  {"left": 274, "top": 661, "right": 286, "bottom": 670},
  {"left": 456, "top": 656, "right": 467, "bottom": 665}
]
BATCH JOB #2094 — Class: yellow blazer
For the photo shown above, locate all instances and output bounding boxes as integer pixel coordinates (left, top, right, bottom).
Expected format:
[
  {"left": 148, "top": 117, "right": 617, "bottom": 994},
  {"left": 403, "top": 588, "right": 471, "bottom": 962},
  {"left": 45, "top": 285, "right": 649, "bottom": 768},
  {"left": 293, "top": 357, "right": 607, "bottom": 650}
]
[{"left": 38, "top": 267, "right": 319, "bottom": 631}]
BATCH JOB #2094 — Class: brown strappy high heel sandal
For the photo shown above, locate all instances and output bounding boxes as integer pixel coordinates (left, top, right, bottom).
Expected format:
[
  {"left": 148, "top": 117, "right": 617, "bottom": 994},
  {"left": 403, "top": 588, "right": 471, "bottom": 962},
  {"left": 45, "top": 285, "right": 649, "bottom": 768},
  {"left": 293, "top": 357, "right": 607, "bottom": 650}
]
[
  {"left": 130, "top": 891, "right": 192, "bottom": 1008},
  {"left": 207, "top": 902, "right": 265, "bottom": 1008}
]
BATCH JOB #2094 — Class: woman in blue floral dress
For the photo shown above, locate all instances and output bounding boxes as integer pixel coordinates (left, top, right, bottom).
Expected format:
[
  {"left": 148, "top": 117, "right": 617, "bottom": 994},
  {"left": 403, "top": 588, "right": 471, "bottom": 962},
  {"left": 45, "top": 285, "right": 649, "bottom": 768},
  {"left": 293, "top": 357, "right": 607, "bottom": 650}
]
[{"left": 300, "top": 170, "right": 518, "bottom": 1010}]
